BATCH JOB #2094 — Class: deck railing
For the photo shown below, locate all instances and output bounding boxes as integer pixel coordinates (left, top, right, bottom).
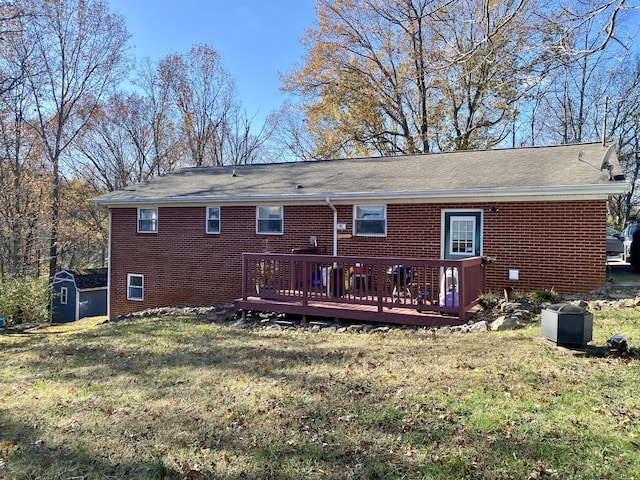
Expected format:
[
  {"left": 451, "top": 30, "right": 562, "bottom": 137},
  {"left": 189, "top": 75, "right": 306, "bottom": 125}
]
[{"left": 242, "top": 253, "right": 486, "bottom": 321}]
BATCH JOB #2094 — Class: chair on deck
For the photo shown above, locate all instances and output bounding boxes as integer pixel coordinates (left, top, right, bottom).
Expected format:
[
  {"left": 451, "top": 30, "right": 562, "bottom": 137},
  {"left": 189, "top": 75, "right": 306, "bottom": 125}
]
[
  {"left": 350, "top": 263, "right": 371, "bottom": 294},
  {"left": 387, "top": 265, "right": 430, "bottom": 304}
]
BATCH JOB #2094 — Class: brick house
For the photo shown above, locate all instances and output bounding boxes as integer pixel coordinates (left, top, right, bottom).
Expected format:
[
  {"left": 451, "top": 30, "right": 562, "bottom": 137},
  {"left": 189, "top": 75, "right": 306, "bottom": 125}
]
[{"left": 91, "top": 143, "right": 627, "bottom": 319}]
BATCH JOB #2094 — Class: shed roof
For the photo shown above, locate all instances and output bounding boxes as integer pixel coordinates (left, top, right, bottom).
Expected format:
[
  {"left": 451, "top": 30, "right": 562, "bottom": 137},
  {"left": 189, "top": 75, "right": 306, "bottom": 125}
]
[
  {"left": 91, "top": 143, "right": 627, "bottom": 206},
  {"left": 56, "top": 269, "right": 108, "bottom": 290}
]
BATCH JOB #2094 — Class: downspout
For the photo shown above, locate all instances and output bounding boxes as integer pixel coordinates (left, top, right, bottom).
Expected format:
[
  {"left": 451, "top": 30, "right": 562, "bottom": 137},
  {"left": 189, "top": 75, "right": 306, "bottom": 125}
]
[
  {"left": 107, "top": 210, "right": 112, "bottom": 320},
  {"left": 325, "top": 196, "right": 337, "bottom": 256}
]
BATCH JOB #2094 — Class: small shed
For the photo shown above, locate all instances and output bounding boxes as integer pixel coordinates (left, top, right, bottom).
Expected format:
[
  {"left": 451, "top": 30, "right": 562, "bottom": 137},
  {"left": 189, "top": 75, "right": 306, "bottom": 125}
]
[{"left": 51, "top": 269, "right": 108, "bottom": 323}]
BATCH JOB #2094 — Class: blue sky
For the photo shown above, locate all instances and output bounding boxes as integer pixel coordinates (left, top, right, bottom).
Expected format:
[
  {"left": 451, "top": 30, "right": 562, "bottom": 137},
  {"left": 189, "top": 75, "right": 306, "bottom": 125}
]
[{"left": 108, "top": 0, "right": 316, "bottom": 124}]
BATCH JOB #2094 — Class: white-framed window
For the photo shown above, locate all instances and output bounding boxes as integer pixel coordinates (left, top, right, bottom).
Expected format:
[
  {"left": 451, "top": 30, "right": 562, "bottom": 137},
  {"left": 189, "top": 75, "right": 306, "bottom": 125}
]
[
  {"left": 60, "top": 286, "right": 68, "bottom": 305},
  {"left": 256, "top": 206, "right": 283, "bottom": 234},
  {"left": 137, "top": 207, "right": 158, "bottom": 233},
  {"left": 206, "top": 206, "right": 220, "bottom": 234},
  {"left": 127, "top": 274, "right": 144, "bottom": 301},
  {"left": 354, "top": 205, "right": 386, "bottom": 236}
]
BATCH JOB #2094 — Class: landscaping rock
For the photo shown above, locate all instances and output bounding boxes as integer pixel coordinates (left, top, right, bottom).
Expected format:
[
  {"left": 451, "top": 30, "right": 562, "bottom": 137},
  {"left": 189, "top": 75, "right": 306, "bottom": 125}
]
[
  {"left": 102, "top": 287, "right": 640, "bottom": 338},
  {"left": 490, "top": 315, "right": 522, "bottom": 331},
  {"left": 469, "top": 320, "right": 488, "bottom": 332}
]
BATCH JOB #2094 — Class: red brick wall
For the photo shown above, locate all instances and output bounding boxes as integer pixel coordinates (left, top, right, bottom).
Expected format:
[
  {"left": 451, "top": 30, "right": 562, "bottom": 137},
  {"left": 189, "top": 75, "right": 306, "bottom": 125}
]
[{"left": 109, "top": 200, "right": 607, "bottom": 317}]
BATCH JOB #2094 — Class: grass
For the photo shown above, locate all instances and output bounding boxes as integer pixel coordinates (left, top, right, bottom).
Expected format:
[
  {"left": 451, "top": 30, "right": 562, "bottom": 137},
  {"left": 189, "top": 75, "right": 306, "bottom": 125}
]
[{"left": 0, "top": 310, "right": 639, "bottom": 479}]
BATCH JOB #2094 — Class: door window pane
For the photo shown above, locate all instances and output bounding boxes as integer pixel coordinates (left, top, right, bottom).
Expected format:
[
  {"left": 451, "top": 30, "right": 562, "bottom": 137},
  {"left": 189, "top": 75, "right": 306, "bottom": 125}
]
[{"left": 450, "top": 217, "right": 476, "bottom": 255}]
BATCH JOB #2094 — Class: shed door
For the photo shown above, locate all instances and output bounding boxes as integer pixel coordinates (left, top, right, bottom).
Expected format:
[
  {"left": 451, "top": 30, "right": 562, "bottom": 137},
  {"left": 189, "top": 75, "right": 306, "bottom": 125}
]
[
  {"left": 51, "top": 283, "right": 77, "bottom": 323},
  {"left": 443, "top": 211, "right": 482, "bottom": 259}
]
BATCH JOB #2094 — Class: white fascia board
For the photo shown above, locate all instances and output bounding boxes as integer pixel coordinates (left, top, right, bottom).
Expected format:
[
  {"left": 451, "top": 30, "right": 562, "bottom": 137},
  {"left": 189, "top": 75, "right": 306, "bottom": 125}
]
[{"left": 90, "top": 183, "right": 628, "bottom": 208}]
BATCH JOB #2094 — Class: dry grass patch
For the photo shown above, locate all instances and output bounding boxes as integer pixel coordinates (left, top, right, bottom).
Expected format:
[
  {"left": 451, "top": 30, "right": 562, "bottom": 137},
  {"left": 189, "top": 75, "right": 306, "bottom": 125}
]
[{"left": 1, "top": 311, "right": 639, "bottom": 479}]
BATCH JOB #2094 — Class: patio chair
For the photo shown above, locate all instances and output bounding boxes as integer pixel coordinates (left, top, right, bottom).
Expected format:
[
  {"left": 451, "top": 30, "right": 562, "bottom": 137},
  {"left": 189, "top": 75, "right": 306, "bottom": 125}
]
[
  {"left": 387, "top": 265, "right": 431, "bottom": 305},
  {"left": 350, "top": 263, "right": 371, "bottom": 294}
]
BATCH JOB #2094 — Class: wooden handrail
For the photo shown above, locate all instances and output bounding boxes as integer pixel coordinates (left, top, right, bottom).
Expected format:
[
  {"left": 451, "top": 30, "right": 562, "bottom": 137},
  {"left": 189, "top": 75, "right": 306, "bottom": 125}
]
[{"left": 242, "top": 253, "right": 486, "bottom": 321}]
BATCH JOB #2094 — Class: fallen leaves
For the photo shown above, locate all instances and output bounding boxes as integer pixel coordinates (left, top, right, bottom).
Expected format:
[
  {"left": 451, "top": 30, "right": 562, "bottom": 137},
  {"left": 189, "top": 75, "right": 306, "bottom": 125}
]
[
  {"left": 181, "top": 460, "right": 203, "bottom": 479},
  {"left": 530, "top": 463, "right": 558, "bottom": 478}
]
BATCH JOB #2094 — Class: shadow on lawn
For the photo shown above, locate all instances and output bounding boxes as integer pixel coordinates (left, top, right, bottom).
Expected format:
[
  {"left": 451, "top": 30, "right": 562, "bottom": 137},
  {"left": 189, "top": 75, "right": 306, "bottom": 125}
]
[
  {"left": 0, "top": 416, "right": 165, "bottom": 478},
  {"left": 3, "top": 316, "right": 637, "bottom": 478},
  {"left": 1, "top": 418, "right": 328, "bottom": 479},
  {"left": 1, "top": 316, "right": 555, "bottom": 404},
  {"left": 1, "top": 399, "right": 626, "bottom": 479}
]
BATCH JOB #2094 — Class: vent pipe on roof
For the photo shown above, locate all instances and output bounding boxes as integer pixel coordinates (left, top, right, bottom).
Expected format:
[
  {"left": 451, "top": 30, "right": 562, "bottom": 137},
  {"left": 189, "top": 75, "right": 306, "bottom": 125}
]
[{"left": 325, "top": 196, "right": 337, "bottom": 256}]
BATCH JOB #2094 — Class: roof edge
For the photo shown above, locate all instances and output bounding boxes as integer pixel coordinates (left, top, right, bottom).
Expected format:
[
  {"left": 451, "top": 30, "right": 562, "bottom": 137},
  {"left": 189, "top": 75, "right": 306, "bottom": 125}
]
[{"left": 89, "top": 183, "right": 628, "bottom": 207}]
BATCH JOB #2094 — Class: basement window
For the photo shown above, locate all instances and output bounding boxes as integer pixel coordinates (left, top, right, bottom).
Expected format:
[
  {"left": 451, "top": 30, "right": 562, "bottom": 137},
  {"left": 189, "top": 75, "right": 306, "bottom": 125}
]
[{"left": 127, "top": 274, "right": 144, "bottom": 301}]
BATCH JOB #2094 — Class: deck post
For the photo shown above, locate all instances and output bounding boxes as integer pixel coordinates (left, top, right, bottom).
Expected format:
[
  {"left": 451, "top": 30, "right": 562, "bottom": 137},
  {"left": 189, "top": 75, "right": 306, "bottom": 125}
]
[
  {"left": 302, "top": 257, "right": 308, "bottom": 307},
  {"left": 457, "top": 261, "right": 466, "bottom": 321},
  {"left": 377, "top": 260, "right": 384, "bottom": 313},
  {"left": 242, "top": 254, "right": 248, "bottom": 300}
]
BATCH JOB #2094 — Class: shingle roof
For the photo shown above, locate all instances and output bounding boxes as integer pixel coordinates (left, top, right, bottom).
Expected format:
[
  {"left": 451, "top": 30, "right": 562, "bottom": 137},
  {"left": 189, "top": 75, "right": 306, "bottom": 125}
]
[
  {"left": 69, "top": 269, "right": 108, "bottom": 290},
  {"left": 91, "top": 143, "right": 627, "bottom": 206}
]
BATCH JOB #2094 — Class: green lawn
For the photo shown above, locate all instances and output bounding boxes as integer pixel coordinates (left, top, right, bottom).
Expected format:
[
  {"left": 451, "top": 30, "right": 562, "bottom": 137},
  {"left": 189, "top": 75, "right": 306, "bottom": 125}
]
[{"left": 1, "top": 310, "right": 639, "bottom": 479}]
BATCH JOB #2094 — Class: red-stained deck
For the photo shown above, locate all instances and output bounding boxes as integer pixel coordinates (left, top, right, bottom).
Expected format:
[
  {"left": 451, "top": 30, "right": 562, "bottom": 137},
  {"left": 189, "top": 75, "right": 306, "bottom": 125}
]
[{"left": 237, "top": 254, "right": 487, "bottom": 327}]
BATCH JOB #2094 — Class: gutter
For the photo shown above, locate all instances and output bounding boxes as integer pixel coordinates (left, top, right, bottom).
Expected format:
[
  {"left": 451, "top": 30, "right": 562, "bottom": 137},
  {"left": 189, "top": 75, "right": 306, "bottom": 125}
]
[
  {"left": 325, "top": 196, "right": 338, "bottom": 256},
  {"left": 107, "top": 211, "right": 111, "bottom": 320}
]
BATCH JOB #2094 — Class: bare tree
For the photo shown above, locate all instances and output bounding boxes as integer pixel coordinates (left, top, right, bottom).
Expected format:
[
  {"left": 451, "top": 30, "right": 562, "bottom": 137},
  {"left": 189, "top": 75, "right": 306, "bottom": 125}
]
[
  {"left": 13, "top": 0, "right": 129, "bottom": 279},
  {"left": 602, "top": 56, "right": 640, "bottom": 227},
  {"left": 0, "top": 1, "right": 49, "bottom": 278},
  {"left": 0, "top": 84, "right": 49, "bottom": 278},
  {"left": 159, "top": 44, "right": 236, "bottom": 167},
  {"left": 263, "top": 101, "right": 315, "bottom": 162},
  {"left": 74, "top": 91, "right": 181, "bottom": 191}
]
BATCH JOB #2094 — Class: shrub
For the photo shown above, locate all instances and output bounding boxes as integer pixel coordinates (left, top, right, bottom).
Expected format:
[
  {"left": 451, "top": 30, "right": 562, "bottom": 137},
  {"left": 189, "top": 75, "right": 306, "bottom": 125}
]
[
  {"left": 528, "top": 288, "right": 562, "bottom": 306},
  {"left": 0, "top": 276, "right": 51, "bottom": 326},
  {"left": 478, "top": 291, "right": 501, "bottom": 309}
]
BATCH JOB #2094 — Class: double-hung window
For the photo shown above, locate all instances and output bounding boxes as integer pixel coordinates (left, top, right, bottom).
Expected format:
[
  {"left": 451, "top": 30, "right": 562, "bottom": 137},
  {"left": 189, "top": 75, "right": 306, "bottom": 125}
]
[
  {"left": 127, "top": 274, "right": 144, "bottom": 301},
  {"left": 354, "top": 205, "right": 386, "bottom": 236},
  {"left": 60, "top": 287, "right": 68, "bottom": 305},
  {"left": 138, "top": 208, "right": 158, "bottom": 233},
  {"left": 256, "top": 206, "right": 283, "bottom": 234},
  {"left": 206, "top": 207, "right": 220, "bottom": 234}
]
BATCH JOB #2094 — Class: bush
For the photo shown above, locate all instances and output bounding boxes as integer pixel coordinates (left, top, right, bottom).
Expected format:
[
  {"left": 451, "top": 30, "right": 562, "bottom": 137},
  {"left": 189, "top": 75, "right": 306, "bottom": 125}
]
[
  {"left": 479, "top": 288, "right": 562, "bottom": 311},
  {"left": 0, "top": 276, "right": 51, "bottom": 326},
  {"left": 528, "top": 288, "right": 562, "bottom": 306},
  {"left": 478, "top": 291, "right": 501, "bottom": 309}
]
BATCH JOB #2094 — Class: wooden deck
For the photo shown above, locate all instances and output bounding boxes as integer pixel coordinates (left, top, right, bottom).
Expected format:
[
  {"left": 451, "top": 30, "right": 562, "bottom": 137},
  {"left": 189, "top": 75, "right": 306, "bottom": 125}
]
[{"left": 237, "top": 254, "right": 487, "bottom": 327}]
